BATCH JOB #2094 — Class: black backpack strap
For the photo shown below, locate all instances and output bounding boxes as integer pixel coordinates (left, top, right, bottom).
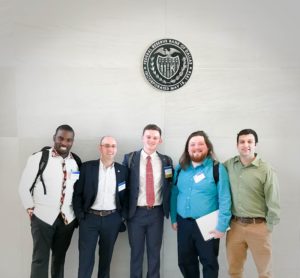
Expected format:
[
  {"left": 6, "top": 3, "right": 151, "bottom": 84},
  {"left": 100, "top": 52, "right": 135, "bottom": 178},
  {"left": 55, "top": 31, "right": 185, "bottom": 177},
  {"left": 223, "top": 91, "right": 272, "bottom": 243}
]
[
  {"left": 128, "top": 151, "right": 137, "bottom": 169},
  {"left": 174, "top": 167, "right": 182, "bottom": 186},
  {"left": 71, "top": 152, "right": 82, "bottom": 168},
  {"left": 174, "top": 161, "right": 219, "bottom": 187},
  {"left": 213, "top": 160, "right": 219, "bottom": 185},
  {"left": 29, "top": 149, "right": 49, "bottom": 196}
]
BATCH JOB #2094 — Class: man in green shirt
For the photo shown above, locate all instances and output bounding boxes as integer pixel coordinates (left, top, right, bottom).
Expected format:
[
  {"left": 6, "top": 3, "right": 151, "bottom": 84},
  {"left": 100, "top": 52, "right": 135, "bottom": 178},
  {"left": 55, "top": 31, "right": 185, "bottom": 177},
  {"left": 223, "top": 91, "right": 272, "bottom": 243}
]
[{"left": 224, "top": 129, "right": 280, "bottom": 278}]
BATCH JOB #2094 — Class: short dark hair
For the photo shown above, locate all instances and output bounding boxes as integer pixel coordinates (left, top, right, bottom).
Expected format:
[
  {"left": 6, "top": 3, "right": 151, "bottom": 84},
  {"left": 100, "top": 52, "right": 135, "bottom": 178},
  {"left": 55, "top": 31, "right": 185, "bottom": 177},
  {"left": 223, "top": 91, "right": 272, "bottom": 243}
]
[
  {"left": 237, "top": 129, "right": 258, "bottom": 144},
  {"left": 54, "top": 124, "right": 75, "bottom": 136},
  {"left": 179, "top": 130, "right": 215, "bottom": 169},
  {"left": 142, "top": 124, "right": 162, "bottom": 136}
]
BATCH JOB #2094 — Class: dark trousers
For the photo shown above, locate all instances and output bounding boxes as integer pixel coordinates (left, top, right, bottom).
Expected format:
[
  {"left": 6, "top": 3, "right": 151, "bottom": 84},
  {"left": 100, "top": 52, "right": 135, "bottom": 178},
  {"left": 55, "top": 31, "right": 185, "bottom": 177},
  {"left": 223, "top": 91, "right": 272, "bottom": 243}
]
[
  {"left": 78, "top": 211, "right": 122, "bottom": 278},
  {"left": 177, "top": 215, "right": 220, "bottom": 278},
  {"left": 127, "top": 206, "right": 164, "bottom": 278},
  {"left": 30, "top": 214, "right": 76, "bottom": 278}
]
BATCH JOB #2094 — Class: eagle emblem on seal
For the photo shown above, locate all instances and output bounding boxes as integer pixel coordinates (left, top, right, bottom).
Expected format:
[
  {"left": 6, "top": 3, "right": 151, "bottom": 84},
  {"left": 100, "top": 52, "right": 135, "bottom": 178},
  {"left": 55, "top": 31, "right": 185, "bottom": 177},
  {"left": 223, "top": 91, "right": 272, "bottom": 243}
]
[{"left": 143, "top": 39, "right": 193, "bottom": 91}]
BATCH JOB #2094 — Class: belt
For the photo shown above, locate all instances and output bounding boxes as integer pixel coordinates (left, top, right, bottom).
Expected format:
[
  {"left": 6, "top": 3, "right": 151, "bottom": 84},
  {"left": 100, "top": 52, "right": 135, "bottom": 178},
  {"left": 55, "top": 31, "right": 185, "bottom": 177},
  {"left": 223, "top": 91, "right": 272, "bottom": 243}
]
[
  {"left": 232, "top": 215, "right": 266, "bottom": 224},
  {"left": 177, "top": 214, "right": 195, "bottom": 221},
  {"left": 137, "top": 205, "right": 162, "bottom": 210},
  {"left": 88, "top": 209, "right": 116, "bottom": 216}
]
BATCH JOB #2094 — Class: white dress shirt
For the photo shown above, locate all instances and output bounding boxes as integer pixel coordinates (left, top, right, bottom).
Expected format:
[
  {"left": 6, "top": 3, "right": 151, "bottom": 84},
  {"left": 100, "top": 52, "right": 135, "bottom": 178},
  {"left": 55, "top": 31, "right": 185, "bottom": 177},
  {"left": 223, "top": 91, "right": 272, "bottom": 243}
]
[
  {"left": 138, "top": 150, "right": 162, "bottom": 206},
  {"left": 19, "top": 148, "right": 79, "bottom": 225},
  {"left": 91, "top": 160, "right": 116, "bottom": 210}
]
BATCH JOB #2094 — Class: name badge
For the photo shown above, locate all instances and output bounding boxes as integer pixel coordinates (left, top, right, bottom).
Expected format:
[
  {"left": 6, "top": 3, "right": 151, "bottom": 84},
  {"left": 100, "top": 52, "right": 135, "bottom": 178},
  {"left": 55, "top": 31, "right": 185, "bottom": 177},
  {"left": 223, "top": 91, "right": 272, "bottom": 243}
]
[
  {"left": 164, "top": 166, "right": 173, "bottom": 178},
  {"left": 70, "top": 170, "right": 80, "bottom": 180},
  {"left": 118, "top": 181, "right": 126, "bottom": 191},
  {"left": 193, "top": 173, "right": 205, "bottom": 183}
]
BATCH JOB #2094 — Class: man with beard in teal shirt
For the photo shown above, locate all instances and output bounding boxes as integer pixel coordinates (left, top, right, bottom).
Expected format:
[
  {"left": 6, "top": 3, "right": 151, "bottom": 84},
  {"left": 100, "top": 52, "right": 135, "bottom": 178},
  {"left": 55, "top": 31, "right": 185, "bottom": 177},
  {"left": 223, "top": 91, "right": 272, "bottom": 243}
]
[{"left": 170, "top": 130, "right": 231, "bottom": 278}]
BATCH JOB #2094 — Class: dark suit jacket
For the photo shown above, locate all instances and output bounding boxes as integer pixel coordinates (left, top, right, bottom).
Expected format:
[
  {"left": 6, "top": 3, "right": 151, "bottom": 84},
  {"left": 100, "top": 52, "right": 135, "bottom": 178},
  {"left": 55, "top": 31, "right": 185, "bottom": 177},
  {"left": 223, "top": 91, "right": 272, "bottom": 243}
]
[
  {"left": 123, "top": 150, "right": 173, "bottom": 219},
  {"left": 72, "top": 160, "right": 129, "bottom": 221}
]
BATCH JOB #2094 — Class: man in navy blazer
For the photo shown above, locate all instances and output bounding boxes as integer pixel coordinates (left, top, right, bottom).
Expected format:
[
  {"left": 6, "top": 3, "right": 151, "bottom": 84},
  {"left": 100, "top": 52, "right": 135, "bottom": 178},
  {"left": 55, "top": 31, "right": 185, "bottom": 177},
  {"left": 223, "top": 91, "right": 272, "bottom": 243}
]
[
  {"left": 72, "top": 136, "right": 128, "bottom": 278},
  {"left": 123, "top": 124, "right": 173, "bottom": 278}
]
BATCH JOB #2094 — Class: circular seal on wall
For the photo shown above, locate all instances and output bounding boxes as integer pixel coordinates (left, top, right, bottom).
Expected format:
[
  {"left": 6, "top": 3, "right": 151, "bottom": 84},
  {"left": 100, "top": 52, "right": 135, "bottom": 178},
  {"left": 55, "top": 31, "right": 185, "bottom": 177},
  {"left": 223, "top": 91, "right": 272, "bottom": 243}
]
[{"left": 143, "top": 38, "right": 193, "bottom": 91}]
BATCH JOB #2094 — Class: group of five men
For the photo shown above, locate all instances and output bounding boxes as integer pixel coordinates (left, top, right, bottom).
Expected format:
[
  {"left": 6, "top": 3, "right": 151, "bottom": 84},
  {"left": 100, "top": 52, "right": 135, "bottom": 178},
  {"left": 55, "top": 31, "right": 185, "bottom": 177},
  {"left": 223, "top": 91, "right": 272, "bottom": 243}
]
[{"left": 19, "top": 124, "right": 280, "bottom": 278}]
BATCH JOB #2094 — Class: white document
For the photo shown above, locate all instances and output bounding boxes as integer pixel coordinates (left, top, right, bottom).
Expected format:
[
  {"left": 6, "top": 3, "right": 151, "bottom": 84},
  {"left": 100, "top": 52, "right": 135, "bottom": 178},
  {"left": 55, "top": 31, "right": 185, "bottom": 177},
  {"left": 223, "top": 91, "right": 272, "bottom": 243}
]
[{"left": 195, "top": 210, "right": 227, "bottom": 241}]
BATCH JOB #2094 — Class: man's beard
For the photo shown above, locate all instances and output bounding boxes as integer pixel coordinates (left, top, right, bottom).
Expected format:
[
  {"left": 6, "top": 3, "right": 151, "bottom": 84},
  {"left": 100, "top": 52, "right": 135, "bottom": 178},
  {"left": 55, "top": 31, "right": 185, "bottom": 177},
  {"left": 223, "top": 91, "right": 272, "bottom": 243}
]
[{"left": 190, "top": 152, "right": 207, "bottom": 163}]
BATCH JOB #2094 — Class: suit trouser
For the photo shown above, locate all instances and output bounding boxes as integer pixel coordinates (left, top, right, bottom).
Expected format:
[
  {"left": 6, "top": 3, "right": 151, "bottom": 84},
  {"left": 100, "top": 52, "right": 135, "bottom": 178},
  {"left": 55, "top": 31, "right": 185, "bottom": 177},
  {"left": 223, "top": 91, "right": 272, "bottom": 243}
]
[
  {"left": 30, "top": 214, "right": 76, "bottom": 278},
  {"left": 78, "top": 211, "right": 122, "bottom": 278},
  {"left": 226, "top": 220, "right": 272, "bottom": 278},
  {"left": 128, "top": 206, "right": 164, "bottom": 278},
  {"left": 177, "top": 215, "right": 220, "bottom": 278}
]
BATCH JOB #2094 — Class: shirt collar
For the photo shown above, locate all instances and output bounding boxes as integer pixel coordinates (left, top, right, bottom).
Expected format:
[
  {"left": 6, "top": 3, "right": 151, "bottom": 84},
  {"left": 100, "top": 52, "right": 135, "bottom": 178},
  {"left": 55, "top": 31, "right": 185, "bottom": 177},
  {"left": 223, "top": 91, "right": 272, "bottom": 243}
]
[
  {"left": 234, "top": 153, "right": 260, "bottom": 167},
  {"left": 141, "top": 149, "right": 157, "bottom": 159},
  {"left": 99, "top": 159, "right": 115, "bottom": 170},
  {"left": 251, "top": 154, "right": 260, "bottom": 166}
]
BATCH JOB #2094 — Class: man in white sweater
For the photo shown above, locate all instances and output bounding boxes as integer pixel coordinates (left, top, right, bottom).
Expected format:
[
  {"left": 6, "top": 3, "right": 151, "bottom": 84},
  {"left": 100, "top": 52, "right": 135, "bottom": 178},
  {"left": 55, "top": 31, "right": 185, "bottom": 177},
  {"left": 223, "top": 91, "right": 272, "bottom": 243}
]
[{"left": 19, "top": 124, "right": 81, "bottom": 278}]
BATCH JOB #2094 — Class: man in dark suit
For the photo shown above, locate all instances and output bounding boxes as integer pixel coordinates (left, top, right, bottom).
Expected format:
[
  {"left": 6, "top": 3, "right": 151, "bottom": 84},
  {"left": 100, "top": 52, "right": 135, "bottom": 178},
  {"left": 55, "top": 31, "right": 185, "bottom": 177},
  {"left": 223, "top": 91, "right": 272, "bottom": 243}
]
[
  {"left": 72, "top": 136, "right": 128, "bottom": 278},
  {"left": 123, "top": 124, "right": 173, "bottom": 278}
]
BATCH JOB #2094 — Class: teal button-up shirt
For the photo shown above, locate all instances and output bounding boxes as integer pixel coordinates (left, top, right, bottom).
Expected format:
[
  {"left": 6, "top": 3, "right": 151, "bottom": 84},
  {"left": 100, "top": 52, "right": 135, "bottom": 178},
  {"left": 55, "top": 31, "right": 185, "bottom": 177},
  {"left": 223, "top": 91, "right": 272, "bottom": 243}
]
[
  {"left": 170, "top": 157, "right": 232, "bottom": 233},
  {"left": 224, "top": 154, "right": 280, "bottom": 230}
]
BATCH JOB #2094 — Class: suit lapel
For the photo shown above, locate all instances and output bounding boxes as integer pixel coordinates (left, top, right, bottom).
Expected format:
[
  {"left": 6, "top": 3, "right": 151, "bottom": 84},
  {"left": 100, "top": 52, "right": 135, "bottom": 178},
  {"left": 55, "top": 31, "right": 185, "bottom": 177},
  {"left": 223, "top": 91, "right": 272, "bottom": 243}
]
[
  {"left": 158, "top": 152, "right": 166, "bottom": 177},
  {"left": 114, "top": 163, "right": 122, "bottom": 208},
  {"left": 93, "top": 160, "right": 100, "bottom": 195},
  {"left": 131, "top": 150, "right": 141, "bottom": 179},
  {"left": 157, "top": 152, "right": 169, "bottom": 191},
  {"left": 114, "top": 164, "right": 121, "bottom": 188}
]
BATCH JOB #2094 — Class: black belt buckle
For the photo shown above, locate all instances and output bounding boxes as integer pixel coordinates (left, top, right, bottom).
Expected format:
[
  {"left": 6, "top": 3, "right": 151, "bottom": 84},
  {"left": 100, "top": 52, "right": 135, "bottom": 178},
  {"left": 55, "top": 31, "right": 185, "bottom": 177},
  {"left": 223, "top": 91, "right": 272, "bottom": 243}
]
[
  {"left": 146, "top": 206, "right": 155, "bottom": 210},
  {"left": 98, "top": 211, "right": 110, "bottom": 216},
  {"left": 138, "top": 205, "right": 155, "bottom": 210},
  {"left": 89, "top": 209, "right": 116, "bottom": 217}
]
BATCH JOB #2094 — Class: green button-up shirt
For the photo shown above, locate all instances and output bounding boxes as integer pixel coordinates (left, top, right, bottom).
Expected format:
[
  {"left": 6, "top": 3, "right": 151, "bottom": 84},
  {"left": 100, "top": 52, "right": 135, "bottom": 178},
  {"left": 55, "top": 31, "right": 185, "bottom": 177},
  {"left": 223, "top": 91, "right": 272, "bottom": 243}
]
[{"left": 224, "top": 154, "right": 280, "bottom": 230}]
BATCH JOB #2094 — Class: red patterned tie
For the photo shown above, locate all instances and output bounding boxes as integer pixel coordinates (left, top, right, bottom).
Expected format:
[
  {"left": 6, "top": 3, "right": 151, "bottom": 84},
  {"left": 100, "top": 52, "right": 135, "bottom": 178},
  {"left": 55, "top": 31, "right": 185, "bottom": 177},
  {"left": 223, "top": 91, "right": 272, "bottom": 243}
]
[
  {"left": 60, "top": 160, "right": 68, "bottom": 224},
  {"left": 146, "top": 156, "right": 155, "bottom": 207}
]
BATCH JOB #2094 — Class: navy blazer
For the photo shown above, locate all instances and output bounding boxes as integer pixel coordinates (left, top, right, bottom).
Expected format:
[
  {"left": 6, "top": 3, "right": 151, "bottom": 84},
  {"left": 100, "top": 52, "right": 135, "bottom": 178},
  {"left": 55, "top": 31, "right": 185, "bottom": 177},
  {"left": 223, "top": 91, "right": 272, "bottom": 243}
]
[
  {"left": 72, "top": 160, "right": 129, "bottom": 221},
  {"left": 123, "top": 150, "right": 173, "bottom": 219}
]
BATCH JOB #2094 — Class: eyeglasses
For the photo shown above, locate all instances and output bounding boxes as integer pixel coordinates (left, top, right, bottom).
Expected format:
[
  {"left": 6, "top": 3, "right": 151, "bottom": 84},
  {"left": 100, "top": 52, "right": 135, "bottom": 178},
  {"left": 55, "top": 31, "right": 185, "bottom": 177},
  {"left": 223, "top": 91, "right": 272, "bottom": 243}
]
[{"left": 100, "top": 144, "right": 117, "bottom": 149}]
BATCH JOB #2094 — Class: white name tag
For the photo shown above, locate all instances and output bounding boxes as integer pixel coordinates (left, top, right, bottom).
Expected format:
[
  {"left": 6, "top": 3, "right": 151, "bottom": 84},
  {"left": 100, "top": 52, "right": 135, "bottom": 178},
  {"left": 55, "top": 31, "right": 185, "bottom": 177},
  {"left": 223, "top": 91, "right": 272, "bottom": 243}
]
[
  {"left": 118, "top": 182, "right": 126, "bottom": 191},
  {"left": 193, "top": 173, "right": 205, "bottom": 183},
  {"left": 70, "top": 171, "right": 80, "bottom": 181}
]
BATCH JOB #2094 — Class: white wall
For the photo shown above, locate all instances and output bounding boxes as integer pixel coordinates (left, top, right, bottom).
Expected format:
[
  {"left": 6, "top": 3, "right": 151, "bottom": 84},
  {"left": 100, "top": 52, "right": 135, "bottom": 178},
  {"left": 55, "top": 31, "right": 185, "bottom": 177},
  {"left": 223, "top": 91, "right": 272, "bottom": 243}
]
[{"left": 0, "top": 0, "right": 299, "bottom": 277}]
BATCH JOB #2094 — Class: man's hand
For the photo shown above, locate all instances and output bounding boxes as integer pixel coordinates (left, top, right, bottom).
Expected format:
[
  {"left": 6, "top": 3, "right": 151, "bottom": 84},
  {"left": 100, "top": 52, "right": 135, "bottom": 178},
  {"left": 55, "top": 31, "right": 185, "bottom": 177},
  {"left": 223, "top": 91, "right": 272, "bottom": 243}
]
[
  {"left": 171, "top": 223, "right": 178, "bottom": 231},
  {"left": 26, "top": 207, "right": 34, "bottom": 219},
  {"left": 209, "top": 229, "right": 224, "bottom": 239}
]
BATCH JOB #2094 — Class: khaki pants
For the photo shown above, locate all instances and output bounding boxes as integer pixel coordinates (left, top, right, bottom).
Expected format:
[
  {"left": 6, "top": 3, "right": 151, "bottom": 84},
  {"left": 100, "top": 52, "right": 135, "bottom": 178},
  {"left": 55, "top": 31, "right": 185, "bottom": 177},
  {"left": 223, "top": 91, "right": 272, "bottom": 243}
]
[{"left": 226, "top": 220, "right": 273, "bottom": 278}]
